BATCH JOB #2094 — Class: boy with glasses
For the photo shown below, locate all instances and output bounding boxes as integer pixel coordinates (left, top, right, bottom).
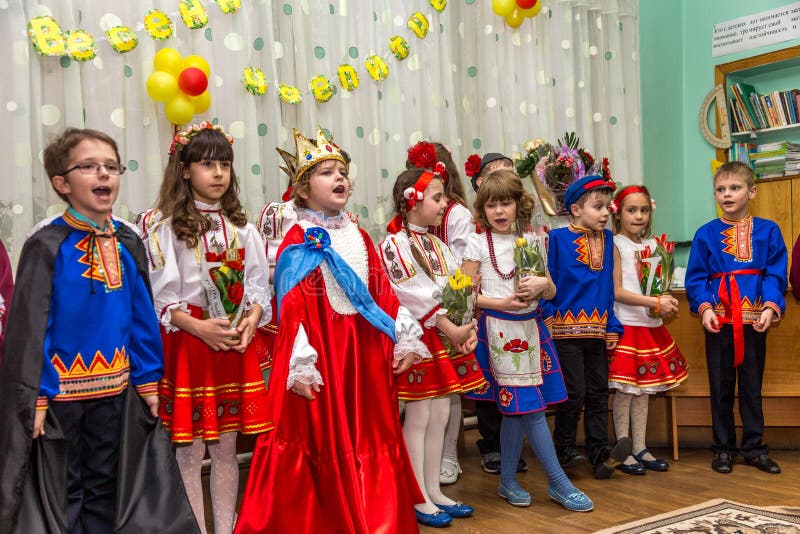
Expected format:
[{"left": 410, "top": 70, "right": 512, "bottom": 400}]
[{"left": 0, "top": 128, "right": 197, "bottom": 532}]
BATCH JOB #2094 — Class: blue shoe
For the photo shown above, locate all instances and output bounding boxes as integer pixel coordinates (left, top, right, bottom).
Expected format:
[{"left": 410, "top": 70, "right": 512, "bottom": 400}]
[
  {"left": 435, "top": 501, "right": 474, "bottom": 518},
  {"left": 414, "top": 509, "right": 453, "bottom": 527},
  {"left": 547, "top": 485, "right": 594, "bottom": 512},
  {"left": 498, "top": 481, "right": 532, "bottom": 507},
  {"left": 633, "top": 449, "right": 669, "bottom": 471}
]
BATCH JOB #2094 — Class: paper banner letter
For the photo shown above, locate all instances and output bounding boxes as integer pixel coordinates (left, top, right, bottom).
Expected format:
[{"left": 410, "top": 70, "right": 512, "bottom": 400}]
[
  {"left": 179, "top": 0, "right": 209, "bottom": 29},
  {"left": 278, "top": 83, "right": 302, "bottom": 104},
  {"left": 389, "top": 36, "right": 409, "bottom": 60},
  {"left": 310, "top": 75, "right": 336, "bottom": 103},
  {"left": 144, "top": 10, "right": 174, "bottom": 40},
  {"left": 364, "top": 55, "right": 389, "bottom": 82},
  {"left": 28, "top": 16, "right": 65, "bottom": 56},
  {"left": 214, "top": 0, "right": 241, "bottom": 14},
  {"left": 65, "top": 29, "right": 96, "bottom": 62},
  {"left": 242, "top": 66, "right": 267, "bottom": 95},
  {"left": 106, "top": 26, "right": 138, "bottom": 54},
  {"left": 337, "top": 64, "right": 359, "bottom": 91},
  {"left": 408, "top": 12, "right": 429, "bottom": 38}
]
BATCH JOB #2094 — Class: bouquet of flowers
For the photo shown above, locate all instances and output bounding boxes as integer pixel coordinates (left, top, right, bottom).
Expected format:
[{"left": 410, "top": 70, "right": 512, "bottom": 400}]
[
  {"left": 442, "top": 269, "right": 475, "bottom": 326},
  {"left": 635, "top": 234, "right": 675, "bottom": 315},
  {"left": 515, "top": 132, "right": 611, "bottom": 215},
  {"left": 513, "top": 237, "right": 546, "bottom": 283},
  {"left": 205, "top": 248, "right": 247, "bottom": 335}
]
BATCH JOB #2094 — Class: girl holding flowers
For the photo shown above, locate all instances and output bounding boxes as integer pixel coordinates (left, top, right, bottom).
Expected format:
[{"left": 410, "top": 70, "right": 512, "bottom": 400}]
[
  {"left": 608, "top": 185, "right": 688, "bottom": 475},
  {"left": 462, "top": 170, "right": 593, "bottom": 512},
  {"left": 143, "top": 122, "right": 272, "bottom": 534},
  {"left": 380, "top": 163, "right": 485, "bottom": 528}
]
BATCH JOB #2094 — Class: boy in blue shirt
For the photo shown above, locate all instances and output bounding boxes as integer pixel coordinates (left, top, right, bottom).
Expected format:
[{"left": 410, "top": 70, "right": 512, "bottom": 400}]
[
  {"left": 685, "top": 161, "right": 787, "bottom": 475},
  {"left": 545, "top": 176, "right": 631, "bottom": 479},
  {"left": 0, "top": 128, "right": 197, "bottom": 533}
]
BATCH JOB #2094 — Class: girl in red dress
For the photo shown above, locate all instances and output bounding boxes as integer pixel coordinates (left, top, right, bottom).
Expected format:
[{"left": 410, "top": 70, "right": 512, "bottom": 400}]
[
  {"left": 144, "top": 122, "right": 271, "bottom": 534},
  {"left": 380, "top": 162, "right": 484, "bottom": 528},
  {"left": 608, "top": 185, "right": 688, "bottom": 474},
  {"left": 234, "top": 129, "right": 425, "bottom": 534}
]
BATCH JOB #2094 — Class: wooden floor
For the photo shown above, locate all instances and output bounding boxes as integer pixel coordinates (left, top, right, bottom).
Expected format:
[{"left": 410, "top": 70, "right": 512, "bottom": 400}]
[
  {"left": 418, "top": 429, "right": 800, "bottom": 533},
  {"left": 206, "top": 428, "right": 800, "bottom": 533}
]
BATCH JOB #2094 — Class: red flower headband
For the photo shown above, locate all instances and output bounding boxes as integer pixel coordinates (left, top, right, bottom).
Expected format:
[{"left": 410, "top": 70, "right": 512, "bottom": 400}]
[
  {"left": 609, "top": 185, "right": 655, "bottom": 213},
  {"left": 169, "top": 121, "right": 233, "bottom": 157},
  {"left": 386, "top": 168, "right": 444, "bottom": 233},
  {"left": 407, "top": 141, "right": 449, "bottom": 183}
]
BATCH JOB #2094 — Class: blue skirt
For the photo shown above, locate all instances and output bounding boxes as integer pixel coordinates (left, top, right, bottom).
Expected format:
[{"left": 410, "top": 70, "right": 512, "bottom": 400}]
[{"left": 465, "top": 308, "right": 567, "bottom": 415}]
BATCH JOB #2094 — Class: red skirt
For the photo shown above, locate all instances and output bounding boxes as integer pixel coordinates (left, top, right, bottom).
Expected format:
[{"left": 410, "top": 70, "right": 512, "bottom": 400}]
[
  {"left": 255, "top": 294, "right": 278, "bottom": 371},
  {"left": 608, "top": 325, "right": 688, "bottom": 394},
  {"left": 158, "top": 309, "right": 270, "bottom": 443},
  {"left": 396, "top": 327, "right": 486, "bottom": 401}
]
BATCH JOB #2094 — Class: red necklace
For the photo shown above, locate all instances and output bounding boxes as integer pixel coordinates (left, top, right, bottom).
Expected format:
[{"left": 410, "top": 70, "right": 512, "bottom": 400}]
[{"left": 486, "top": 231, "right": 516, "bottom": 280}]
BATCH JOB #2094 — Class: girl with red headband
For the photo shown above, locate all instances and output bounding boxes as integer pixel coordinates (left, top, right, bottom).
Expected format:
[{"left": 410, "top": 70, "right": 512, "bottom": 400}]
[
  {"left": 608, "top": 185, "right": 688, "bottom": 475},
  {"left": 407, "top": 141, "right": 477, "bottom": 486},
  {"left": 380, "top": 165, "right": 485, "bottom": 528}
]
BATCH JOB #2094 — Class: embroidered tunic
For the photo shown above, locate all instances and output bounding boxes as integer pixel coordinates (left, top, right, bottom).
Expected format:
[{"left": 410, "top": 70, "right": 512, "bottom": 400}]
[
  {"left": 380, "top": 224, "right": 486, "bottom": 400},
  {"left": 38, "top": 212, "right": 162, "bottom": 403},
  {"left": 543, "top": 225, "right": 623, "bottom": 342},
  {"left": 685, "top": 216, "right": 786, "bottom": 322}
]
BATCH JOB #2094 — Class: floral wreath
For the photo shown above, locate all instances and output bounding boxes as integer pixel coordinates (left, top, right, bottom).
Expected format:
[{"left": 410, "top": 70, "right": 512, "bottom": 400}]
[{"left": 169, "top": 121, "right": 234, "bottom": 156}]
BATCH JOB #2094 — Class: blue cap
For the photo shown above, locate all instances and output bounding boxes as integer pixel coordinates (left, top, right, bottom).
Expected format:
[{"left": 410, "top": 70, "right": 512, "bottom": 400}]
[{"left": 563, "top": 175, "right": 616, "bottom": 212}]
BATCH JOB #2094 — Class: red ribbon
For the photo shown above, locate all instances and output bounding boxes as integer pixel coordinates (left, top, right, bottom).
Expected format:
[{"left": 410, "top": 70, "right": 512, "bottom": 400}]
[
  {"left": 386, "top": 169, "right": 437, "bottom": 233},
  {"left": 710, "top": 268, "right": 763, "bottom": 367}
]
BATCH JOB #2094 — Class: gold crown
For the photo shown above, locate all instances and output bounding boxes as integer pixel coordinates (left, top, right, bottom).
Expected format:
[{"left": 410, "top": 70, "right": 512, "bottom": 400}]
[{"left": 293, "top": 127, "right": 347, "bottom": 183}]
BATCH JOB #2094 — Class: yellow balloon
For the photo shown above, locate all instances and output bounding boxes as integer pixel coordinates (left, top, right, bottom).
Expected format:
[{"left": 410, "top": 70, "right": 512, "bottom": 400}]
[
  {"left": 183, "top": 54, "right": 211, "bottom": 77},
  {"left": 505, "top": 9, "right": 525, "bottom": 28},
  {"left": 165, "top": 95, "right": 195, "bottom": 125},
  {"left": 520, "top": 1, "right": 542, "bottom": 18},
  {"left": 492, "top": 0, "right": 515, "bottom": 17},
  {"left": 146, "top": 71, "right": 179, "bottom": 102},
  {"left": 154, "top": 48, "right": 184, "bottom": 76},
  {"left": 189, "top": 91, "right": 211, "bottom": 114}
]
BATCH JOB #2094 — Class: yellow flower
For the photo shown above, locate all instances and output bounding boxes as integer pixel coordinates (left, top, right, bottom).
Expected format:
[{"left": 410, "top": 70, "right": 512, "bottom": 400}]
[
  {"left": 512, "top": 151, "right": 522, "bottom": 161},
  {"left": 524, "top": 140, "right": 537, "bottom": 152},
  {"left": 218, "top": 265, "right": 231, "bottom": 276},
  {"left": 516, "top": 237, "right": 527, "bottom": 247}
]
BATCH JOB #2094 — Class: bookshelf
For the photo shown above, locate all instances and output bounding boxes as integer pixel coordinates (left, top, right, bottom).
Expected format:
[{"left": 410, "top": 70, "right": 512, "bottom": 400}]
[{"left": 714, "top": 45, "right": 800, "bottom": 261}]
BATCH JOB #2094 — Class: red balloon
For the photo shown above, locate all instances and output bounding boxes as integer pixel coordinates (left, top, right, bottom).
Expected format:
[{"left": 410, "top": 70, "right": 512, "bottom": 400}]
[
  {"left": 177, "top": 67, "right": 208, "bottom": 96},
  {"left": 516, "top": 0, "right": 537, "bottom": 9}
]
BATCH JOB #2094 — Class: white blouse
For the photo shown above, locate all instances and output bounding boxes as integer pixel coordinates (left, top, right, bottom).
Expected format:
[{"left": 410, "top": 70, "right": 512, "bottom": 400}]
[
  {"left": 285, "top": 209, "right": 429, "bottom": 389},
  {"left": 441, "top": 202, "right": 475, "bottom": 264},
  {"left": 379, "top": 223, "right": 460, "bottom": 328},
  {"left": 463, "top": 231, "right": 546, "bottom": 313},
  {"left": 143, "top": 200, "right": 272, "bottom": 332},
  {"left": 256, "top": 199, "right": 297, "bottom": 268},
  {"left": 613, "top": 234, "right": 661, "bottom": 328}
]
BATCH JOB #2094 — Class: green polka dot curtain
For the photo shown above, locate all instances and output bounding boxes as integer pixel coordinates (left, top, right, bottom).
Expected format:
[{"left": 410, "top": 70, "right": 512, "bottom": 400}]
[{"left": 0, "top": 0, "right": 639, "bottom": 261}]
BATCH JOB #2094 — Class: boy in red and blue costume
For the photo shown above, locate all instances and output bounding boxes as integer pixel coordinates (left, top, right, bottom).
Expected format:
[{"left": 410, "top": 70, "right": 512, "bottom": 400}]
[
  {"left": 685, "top": 161, "right": 786, "bottom": 475},
  {"left": 543, "top": 175, "right": 631, "bottom": 479}
]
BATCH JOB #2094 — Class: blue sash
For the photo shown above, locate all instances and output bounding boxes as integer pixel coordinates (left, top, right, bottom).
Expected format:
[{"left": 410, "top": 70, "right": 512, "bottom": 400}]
[{"left": 274, "top": 226, "right": 396, "bottom": 341}]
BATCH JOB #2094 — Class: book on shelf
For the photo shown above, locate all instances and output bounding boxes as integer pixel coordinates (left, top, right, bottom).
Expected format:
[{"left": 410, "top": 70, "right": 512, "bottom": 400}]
[{"left": 733, "top": 82, "right": 760, "bottom": 130}]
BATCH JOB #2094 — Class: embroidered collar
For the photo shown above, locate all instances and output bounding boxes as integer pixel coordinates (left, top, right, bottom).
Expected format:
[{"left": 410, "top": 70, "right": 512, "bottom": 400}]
[
  {"left": 569, "top": 223, "right": 600, "bottom": 235},
  {"left": 194, "top": 200, "right": 221, "bottom": 213},
  {"left": 297, "top": 208, "right": 349, "bottom": 229},
  {"left": 64, "top": 208, "right": 113, "bottom": 233},
  {"left": 720, "top": 215, "right": 752, "bottom": 225}
]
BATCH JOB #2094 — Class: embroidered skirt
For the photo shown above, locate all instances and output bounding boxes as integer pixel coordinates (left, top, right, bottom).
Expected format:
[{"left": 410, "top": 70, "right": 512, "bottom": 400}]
[
  {"left": 608, "top": 324, "right": 688, "bottom": 394},
  {"left": 396, "top": 327, "right": 486, "bottom": 401},
  {"left": 465, "top": 308, "right": 567, "bottom": 415},
  {"left": 158, "top": 305, "right": 271, "bottom": 443}
]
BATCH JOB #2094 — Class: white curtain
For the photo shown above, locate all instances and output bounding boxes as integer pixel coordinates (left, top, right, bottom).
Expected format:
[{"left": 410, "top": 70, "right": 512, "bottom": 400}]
[{"left": 0, "top": 0, "right": 640, "bottom": 262}]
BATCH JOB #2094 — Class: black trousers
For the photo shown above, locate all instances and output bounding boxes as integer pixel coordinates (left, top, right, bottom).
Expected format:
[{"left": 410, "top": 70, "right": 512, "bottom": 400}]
[
  {"left": 552, "top": 337, "right": 609, "bottom": 464},
  {"left": 49, "top": 392, "right": 125, "bottom": 534},
  {"left": 705, "top": 324, "right": 768, "bottom": 459},
  {"left": 475, "top": 400, "right": 502, "bottom": 455}
]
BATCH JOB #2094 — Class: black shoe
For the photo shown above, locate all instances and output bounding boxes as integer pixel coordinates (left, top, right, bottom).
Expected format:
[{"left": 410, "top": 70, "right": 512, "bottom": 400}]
[
  {"left": 745, "top": 454, "right": 781, "bottom": 474},
  {"left": 617, "top": 459, "right": 646, "bottom": 475},
  {"left": 593, "top": 437, "right": 632, "bottom": 480},
  {"left": 633, "top": 448, "right": 669, "bottom": 472},
  {"left": 481, "top": 452, "right": 501, "bottom": 474},
  {"left": 517, "top": 457, "right": 528, "bottom": 473},
  {"left": 711, "top": 452, "right": 733, "bottom": 474},
  {"left": 557, "top": 449, "right": 585, "bottom": 469}
]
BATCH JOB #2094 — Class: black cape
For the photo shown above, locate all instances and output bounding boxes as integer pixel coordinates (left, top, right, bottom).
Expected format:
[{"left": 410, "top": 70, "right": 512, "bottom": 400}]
[{"left": 0, "top": 222, "right": 200, "bottom": 534}]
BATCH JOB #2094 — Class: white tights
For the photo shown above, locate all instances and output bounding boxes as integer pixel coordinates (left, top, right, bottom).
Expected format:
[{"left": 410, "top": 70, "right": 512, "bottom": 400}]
[
  {"left": 403, "top": 397, "right": 456, "bottom": 514},
  {"left": 612, "top": 392, "right": 655, "bottom": 463},
  {"left": 440, "top": 394, "right": 462, "bottom": 464},
  {"left": 175, "top": 433, "right": 239, "bottom": 534}
]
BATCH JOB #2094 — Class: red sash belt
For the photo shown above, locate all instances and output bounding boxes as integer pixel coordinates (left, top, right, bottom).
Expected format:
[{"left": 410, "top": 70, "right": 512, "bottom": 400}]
[{"left": 710, "top": 268, "right": 763, "bottom": 367}]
